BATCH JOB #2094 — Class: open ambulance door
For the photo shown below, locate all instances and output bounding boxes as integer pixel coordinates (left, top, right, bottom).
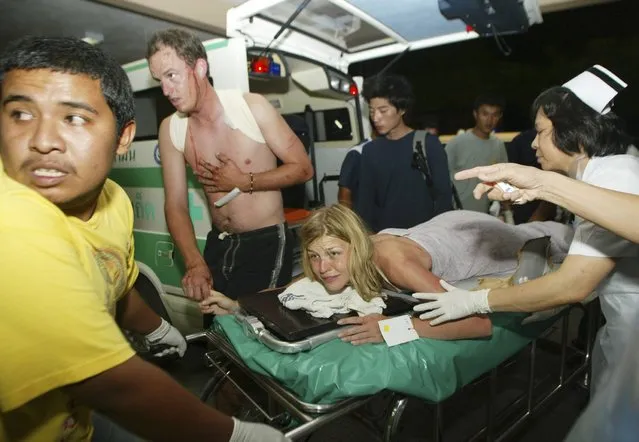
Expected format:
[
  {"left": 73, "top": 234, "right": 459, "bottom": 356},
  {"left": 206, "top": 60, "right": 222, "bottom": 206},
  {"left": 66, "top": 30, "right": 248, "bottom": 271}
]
[{"left": 225, "top": 0, "right": 544, "bottom": 205}]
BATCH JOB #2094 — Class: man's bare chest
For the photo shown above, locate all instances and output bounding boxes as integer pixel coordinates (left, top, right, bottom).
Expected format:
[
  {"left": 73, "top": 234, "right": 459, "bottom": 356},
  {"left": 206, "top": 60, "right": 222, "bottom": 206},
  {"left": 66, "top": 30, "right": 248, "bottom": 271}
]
[{"left": 185, "top": 124, "right": 257, "bottom": 169}]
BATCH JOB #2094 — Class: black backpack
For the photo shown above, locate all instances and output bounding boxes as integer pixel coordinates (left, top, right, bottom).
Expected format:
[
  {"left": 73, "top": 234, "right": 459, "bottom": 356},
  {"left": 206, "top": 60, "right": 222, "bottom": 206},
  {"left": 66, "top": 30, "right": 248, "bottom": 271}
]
[{"left": 411, "top": 130, "right": 463, "bottom": 210}]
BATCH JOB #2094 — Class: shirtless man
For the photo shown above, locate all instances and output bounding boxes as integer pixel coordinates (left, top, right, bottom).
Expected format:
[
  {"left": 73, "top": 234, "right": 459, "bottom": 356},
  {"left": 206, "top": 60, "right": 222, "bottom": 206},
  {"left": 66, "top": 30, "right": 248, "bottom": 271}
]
[{"left": 146, "top": 30, "right": 313, "bottom": 321}]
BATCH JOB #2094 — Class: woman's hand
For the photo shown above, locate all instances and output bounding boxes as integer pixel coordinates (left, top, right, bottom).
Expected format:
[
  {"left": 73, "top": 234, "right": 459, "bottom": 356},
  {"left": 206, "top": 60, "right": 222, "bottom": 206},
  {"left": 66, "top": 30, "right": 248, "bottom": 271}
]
[
  {"left": 337, "top": 314, "right": 387, "bottom": 345},
  {"left": 455, "top": 163, "right": 547, "bottom": 204},
  {"left": 199, "top": 290, "right": 239, "bottom": 315}
]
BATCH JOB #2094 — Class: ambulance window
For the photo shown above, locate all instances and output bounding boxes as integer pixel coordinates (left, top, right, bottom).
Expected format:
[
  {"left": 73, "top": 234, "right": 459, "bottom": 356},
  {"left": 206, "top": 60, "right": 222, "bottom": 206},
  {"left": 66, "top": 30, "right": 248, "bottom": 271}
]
[
  {"left": 318, "top": 108, "right": 352, "bottom": 142},
  {"left": 132, "top": 88, "right": 174, "bottom": 141},
  {"left": 284, "top": 108, "right": 352, "bottom": 142}
]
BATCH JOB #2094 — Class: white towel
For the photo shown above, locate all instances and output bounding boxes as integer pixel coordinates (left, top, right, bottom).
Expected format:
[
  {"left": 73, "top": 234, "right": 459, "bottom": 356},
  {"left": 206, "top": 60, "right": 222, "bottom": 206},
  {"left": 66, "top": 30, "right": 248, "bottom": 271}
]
[{"left": 278, "top": 278, "right": 386, "bottom": 318}]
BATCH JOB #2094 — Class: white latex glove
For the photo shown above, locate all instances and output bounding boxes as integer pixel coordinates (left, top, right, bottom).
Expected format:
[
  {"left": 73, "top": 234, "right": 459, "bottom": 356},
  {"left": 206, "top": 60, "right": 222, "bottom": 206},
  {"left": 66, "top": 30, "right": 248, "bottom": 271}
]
[
  {"left": 412, "top": 280, "right": 492, "bottom": 325},
  {"left": 144, "top": 318, "right": 187, "bottom": 357},
  {"left": 230, "top": 417, "right": 291, "bottom": 442}
]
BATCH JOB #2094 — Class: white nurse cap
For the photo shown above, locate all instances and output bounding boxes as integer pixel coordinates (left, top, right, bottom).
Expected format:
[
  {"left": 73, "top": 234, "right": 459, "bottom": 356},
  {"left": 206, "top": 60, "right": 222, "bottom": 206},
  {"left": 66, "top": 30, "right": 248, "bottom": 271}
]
[{"left": 562, "top": 65, "right": 627, "bottom": 114}]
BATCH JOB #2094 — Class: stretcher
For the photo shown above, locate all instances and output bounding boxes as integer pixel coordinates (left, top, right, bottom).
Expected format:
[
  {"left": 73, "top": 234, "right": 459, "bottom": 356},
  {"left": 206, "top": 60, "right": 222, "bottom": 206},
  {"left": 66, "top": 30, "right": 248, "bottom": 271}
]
[
  {"left": 190, "top": 237, "right": 598, "bottom": 441},
  {"left": 237, "top": 287, "right": 418, "bottom": 353},
  {"left": 229, "top": 236, "right": 552, "bottom": 356}
]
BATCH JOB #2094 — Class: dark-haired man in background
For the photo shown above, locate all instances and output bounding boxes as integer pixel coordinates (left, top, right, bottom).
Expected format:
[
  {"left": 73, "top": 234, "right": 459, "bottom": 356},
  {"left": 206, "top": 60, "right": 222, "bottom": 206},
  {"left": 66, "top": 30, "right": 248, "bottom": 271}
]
[
  {"left": 447, "top": 94, "right": 509, "bottom": 213},
  {"left": 354, "top": 75, "right": 452, "bottom": 232}
]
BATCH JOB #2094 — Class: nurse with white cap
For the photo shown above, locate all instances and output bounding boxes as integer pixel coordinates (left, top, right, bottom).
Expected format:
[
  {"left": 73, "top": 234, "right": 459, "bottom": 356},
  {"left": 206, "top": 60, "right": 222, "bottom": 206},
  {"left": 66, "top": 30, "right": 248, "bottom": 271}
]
[{"left": 411, "top": 65, "right": 639, "bottom": 396}]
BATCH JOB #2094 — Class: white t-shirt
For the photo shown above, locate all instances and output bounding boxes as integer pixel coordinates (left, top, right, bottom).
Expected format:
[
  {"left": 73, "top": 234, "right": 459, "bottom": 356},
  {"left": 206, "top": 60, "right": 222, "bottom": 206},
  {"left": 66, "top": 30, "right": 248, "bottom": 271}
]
[{"left": 568, "top": 155, "right": 639, "bottom": 390}]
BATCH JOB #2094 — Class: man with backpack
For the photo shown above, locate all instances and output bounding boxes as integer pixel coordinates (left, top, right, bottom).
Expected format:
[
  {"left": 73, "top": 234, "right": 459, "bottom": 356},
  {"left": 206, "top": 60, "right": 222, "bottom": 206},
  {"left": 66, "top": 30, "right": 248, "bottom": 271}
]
[{"left": 354, "top": 74, "right": 453, "bottom": 232}]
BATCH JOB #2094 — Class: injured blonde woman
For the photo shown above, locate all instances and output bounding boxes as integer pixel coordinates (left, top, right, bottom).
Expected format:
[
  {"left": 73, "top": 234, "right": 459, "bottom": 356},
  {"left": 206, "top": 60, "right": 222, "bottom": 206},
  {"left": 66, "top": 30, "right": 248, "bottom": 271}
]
[{"left": 201, "top": 205, "right": 573, "bottom": 345}]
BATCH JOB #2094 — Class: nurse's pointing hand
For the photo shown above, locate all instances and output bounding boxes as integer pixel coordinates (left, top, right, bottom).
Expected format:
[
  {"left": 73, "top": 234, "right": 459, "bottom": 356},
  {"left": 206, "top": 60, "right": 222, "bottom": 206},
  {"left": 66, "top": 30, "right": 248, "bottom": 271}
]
[
  {"left": 454, "top": 163, "right": 545, "bottom": 204},
  {"left": 413, "top": 280, "right": 492, "bottom": 325}
]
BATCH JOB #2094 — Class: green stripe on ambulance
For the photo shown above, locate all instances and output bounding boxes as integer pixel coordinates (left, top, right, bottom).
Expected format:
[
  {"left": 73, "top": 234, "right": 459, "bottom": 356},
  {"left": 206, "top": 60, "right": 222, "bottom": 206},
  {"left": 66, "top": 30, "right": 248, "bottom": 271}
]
[{"left": 134, "top": 230, "right": 206, "bottom": 288}]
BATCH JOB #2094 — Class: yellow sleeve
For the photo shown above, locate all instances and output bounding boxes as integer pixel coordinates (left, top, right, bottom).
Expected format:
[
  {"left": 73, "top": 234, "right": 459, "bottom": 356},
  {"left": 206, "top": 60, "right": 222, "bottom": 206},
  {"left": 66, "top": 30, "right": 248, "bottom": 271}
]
[
  {"left": 0, "top": 194, "right": 135, "bottom": 413},
  {"left": 105, "top": 179, "right": 139, "bottom": 294},
  {"left": 126, "top": 230, "right": 140, "bottom": 293},
  {"left": 124, "top": 190, "right": 139, "bottom": 293}
]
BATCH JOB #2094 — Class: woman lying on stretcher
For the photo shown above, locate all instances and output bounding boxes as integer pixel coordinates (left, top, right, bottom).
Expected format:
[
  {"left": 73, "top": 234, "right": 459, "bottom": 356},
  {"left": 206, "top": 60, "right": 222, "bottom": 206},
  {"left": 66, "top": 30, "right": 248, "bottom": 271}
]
[{"left": 201, "top": 205, "right": 573, "bottom": 345}]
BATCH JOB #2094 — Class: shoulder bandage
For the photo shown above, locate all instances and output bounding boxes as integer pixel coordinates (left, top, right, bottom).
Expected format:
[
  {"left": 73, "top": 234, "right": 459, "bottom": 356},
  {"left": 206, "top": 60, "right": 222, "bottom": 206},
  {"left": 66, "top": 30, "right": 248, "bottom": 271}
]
[{"left": 169, "top": 89, "right": 266, "bottom": 151}]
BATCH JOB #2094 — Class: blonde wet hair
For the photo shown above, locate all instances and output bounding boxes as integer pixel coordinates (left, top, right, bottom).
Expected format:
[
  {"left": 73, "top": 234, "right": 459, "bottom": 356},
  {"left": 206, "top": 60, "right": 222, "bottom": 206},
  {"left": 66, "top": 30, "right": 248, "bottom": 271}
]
[{"left": 300, "top": 204, "right": 382, "bottom": 301}]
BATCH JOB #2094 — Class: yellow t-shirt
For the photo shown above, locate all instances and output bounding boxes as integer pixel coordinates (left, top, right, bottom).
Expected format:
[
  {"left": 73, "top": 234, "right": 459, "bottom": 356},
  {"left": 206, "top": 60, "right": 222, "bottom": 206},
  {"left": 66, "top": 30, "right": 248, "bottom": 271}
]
[{"left": 0, "top": 171, "right": 139, "bottom": 442}]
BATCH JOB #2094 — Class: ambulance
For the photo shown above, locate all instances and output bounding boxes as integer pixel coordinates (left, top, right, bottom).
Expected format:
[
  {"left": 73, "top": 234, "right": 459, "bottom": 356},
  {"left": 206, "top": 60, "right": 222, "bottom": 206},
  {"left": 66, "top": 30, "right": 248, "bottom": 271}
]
[{"left": 111, "top": 0, "right": 572, "bottom": 333}]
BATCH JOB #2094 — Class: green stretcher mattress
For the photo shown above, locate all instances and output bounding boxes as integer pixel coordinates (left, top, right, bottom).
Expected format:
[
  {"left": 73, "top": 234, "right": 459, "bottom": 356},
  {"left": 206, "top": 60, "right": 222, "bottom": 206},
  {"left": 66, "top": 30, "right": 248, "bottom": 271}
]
[{"left": 212, "top": 312, "right": 555, "bottom": 405}]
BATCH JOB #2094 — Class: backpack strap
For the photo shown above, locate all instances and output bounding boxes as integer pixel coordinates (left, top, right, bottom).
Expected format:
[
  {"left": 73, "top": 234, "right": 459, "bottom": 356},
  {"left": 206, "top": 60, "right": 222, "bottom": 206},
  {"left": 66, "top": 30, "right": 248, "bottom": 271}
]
[
  {"left": 412, "top": 130, "right": 466, "bottom": 211},
  {"left": 411, "top": 130, "right": 437, "bottom": 203}
]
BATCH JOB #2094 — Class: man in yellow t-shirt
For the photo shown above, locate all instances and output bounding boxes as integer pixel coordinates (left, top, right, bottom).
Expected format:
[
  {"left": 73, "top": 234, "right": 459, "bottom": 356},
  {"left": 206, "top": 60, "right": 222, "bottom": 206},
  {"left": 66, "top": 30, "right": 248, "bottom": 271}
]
[{"left": 0, "top": 37, "right": 289, "bottom": 442}]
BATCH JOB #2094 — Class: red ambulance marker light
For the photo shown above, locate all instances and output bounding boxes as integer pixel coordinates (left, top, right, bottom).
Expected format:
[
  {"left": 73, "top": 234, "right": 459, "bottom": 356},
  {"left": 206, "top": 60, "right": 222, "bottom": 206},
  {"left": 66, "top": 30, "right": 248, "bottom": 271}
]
[
  {"left": 349, "top": 83, "right": 358, "bottom": 96},
  {"left": 251, "top": 57, "right": 270, "bottom": 74}
]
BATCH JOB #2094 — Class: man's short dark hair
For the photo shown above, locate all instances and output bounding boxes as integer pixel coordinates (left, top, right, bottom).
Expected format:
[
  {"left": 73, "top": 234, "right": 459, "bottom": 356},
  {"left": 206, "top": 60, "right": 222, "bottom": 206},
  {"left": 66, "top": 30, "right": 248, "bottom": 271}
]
[
  {"left": 532, "top": 86, "right": 630, "bottom": 157},
  {"left": 473, "top": 94, "right": 505, "bottom": 112},
  {"left": 146, "top": 29, "right": 210, "bottom": 78},
  {"left": 0, "top": 36, "right": 134, "bottom": 136},
  {"left": 362, "top": 74, "right": 414, "bottom": 114}
]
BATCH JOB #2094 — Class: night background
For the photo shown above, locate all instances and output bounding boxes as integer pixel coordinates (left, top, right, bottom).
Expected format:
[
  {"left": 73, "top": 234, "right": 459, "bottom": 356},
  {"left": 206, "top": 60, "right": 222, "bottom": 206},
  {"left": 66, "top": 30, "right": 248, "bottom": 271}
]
[{"left": 350, "top": 0, "right": 639, "bottom": 138}]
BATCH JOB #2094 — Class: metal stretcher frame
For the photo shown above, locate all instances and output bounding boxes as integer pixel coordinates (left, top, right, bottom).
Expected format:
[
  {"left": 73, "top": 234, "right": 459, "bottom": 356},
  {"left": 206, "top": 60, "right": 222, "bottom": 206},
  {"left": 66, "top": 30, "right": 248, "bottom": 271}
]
[
  {"left": 466, "top": 301, "right": 599, "bottom": 442},
  {"left": 185, "top": 300, "right": 598, "bottom": 441},
  {"left": 183, "top": 237, "right": 598, "bottom": 440}
]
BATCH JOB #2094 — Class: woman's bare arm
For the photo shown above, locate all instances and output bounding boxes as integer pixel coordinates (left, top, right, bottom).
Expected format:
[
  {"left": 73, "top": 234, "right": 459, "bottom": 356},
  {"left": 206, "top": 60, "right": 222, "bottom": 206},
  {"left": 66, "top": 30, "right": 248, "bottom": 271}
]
[{"left": 374, "top": 236, "right": 492, "bottom": 339}]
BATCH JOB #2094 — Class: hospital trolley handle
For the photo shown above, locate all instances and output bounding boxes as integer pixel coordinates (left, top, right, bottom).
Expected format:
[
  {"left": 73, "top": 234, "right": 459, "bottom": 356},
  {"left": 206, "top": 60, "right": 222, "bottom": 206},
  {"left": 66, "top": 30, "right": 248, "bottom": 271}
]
[
  {"left": 234, "top": 312, "right": 347, "bottom": 354},
  {"left": 185, "top": 331, "right": 208, "bottom": 343}
]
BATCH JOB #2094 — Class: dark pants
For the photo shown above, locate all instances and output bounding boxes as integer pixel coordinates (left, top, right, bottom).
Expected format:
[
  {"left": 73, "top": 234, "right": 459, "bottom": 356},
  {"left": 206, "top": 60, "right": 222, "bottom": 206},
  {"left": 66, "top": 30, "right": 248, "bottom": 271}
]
[
  {"left": 92, "top": 413, "right": 140, "bottom": 442},
  {"left": 202, "top": 222, "right": 293, "bottom": 327}
]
